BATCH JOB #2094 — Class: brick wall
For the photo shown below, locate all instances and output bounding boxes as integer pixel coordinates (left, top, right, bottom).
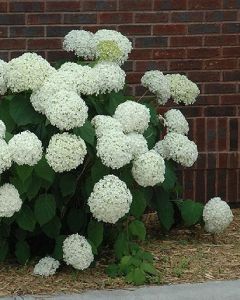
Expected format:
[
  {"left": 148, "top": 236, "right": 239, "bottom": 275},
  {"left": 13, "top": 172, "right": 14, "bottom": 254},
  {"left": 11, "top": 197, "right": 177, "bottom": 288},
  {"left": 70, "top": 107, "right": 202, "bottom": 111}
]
[{"left": 0, "top": 0, "right": 239, "bottom": 203}]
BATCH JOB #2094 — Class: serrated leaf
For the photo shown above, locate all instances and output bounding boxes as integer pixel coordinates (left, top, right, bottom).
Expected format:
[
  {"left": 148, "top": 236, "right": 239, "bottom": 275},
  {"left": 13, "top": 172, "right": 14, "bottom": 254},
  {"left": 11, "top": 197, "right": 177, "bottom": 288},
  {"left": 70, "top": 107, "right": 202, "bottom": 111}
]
[
  {"left": 26, "top": 176, "right": 42, "bottom": 200},
  {"left": 155, "top": 188, "right": 174, "bottom": 231},
  {"left": 34, "top": 194, "right": 56, "bottom": 226},
  {"left": 178, "top": 199, "right": 204, "bottom": 227},
  {"left": 130, "top": 190, "right": 146, "bottom": 219},
  {"left": 126, "top": 267, "right": 146, "bottom": 285},
  {"left": 42, "top": 216, "right": 61, "bottom": 238},
  {"left": 60, "top": 174, "right": 77, "bottom": 197},
  {"left": 0, "top": 99, "right": 15, "bottom": 132},
  {"left": 16, "top": 205, "right": 36, "bottom": 232},
  {"left": 162, "top": 161, "right": 177, "bottom": 191},
  {"left": 143, "top": 125, "right": 158, "bottom": 148},
  {"left": 129, "top": 220, "right": 146, "bottom": 241},
  {"left": 141, "top": 262, "right": 157, "bottom": 275},
  {"left": 114, "top": 232, "right": 129, "bottom": 259},
  {"left": 15, "top": 165, "right": 34, "bottom": 183},
  {"left": 0, "top": 240, "right": 8, "bottom": 262},
  {"left": 15, "top": 240, "right": 30, "bottom": 264},
  {"left": 91, "top": 159, "right": 109, "bottom": 183},
  {"left": 87, "top": 219, "right": 103, "bottom": 248},
  {"left": 34, "top": 157, "right": 55, "bottom": 183},
  {"left": 73, "top": 120, "right": 95, "bottom": 146},
  {"left": 106, "top": 264, "right": 120, "bottom": 278}
]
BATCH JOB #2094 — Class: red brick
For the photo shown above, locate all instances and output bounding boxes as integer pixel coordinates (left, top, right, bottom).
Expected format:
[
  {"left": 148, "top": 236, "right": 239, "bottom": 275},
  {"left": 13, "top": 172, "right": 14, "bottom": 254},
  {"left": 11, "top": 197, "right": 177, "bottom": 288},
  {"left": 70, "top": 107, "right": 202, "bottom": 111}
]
[
  {"left": 99, "top": 13, "right": 133, "bottom": 24},
  {"left": 204, "top": 35, "right": 237, "bottom": 46},
  {"left": 0, "top": 1, "right": 7, "bottom": 12},
  {"left": 170, "top": 36, "right": 202, "bottom": 47},
  {"left": 229, "top": 119, "right": 239, "bottom": 151},
  {"left": 223, "top": 47, "right": 240, "bottom": 57},
  {"left": 188, "top": 71, "right": 220, "bottom": 82},
  {"left": 205, "top": 11, "right": 237, "bottom": 22},
  {"left": 154, "top": 0, "right": 187, "bottom": 10},
  {"left": 221, "top": 95, "right": 240, "bottom": 105},
  {"left": 195, "top": 170, "right": 206, "bottom": 202},
  {"left": 178, "top": 106, "right": 203, "bottom": 117},
  {"left": 217, "top": 170, "right": 227, "bottom": 200},
  {"left": 46, "top": 1, "right": 80, "bottom": 11},
  {"left": 10, "top": 1, "right": 44, "bottom": 12},
  {"left": 218, "top": 153, "right": 229, "bottom": 169},
  {"left": 126, "top": 72, "right": 143, "bottom": 84},
  {"left": 223, "top": 71, "right": 240, "bottom": 82},
  {"left": 205, "top": 106, "right": 237, "bottom": 117},
  {"left": 170, "top": 60, "right": 202, "bottom": 70},
  {"left": 195, "top": 118, "right": 206, "bottom": 152},
  {"left": 27, "top": 39, "right": 62, "bottom": 50},
  {"left": 81, "top": 25, "right": 117, "bottom": 32},
  {"left": 27, "top": 14, "right": 62, "bottom": 25},
  {"left": 188, "top": 24, "right": 220, "bottom": 34},
  {"left": 153, "top": 48, "right": 186, "bottom": 59},
  {"left": 183, "top": 170, "right": 195, "bottom": 199},
  {"left": 135, "top": 12, "right": 168, "bottom": 23},
  {"left": 153, "top": 24, "right": 186, "bottom": 35},
  {"left": 204, "top": 59, "right": 238, "bottom": 70},
  {"left": 47, "top": 50, "right": 75, "bottom": 62},
  {"left": 197, "top": 95, "right": 219, "bottom": 105},
  {"left": 223, "top": 0, "right": 240, "bottom": 8},
  {"left": 171, "top": 11, "right": 204, "bottom": 22},
  {"left": 189, "top": 0, "right": 222, "bottom": 9},
  {"left": 206, "top": 118, "right": 217, "bottom": 151},
  {"left": 227, "top": 170, "right": 238, "bottom": 202},
  {"left": 82, "top": 0, "right": 116, "bottom": 11},
  {"left": 64, "top": 13, "right": 97, "bottom": 24},
  {"left": 0, "top": 27, "right": 8, "bottom": 38},
  {"left": 10, "top": 26, "right": 44, "bottom": 37},
  {"left": 135, "top": 37, "right": 168, "bottom": 48},
  {"left": 118, "top": 25, "right": 151, "bottom": 36},
  {"left": 129, "top": 49, "right": 153, "bottom": 60},
  {"left": 0, "top": 39, "right": 26, "bottom": 50},
  {"left": 135, "top": 61, "right": 168, "bottom": 72},
  {"left": 119, "top": 0, "right": 153, "bottom": 10},
  {"left": 0, "top": 14, "right": 25, "bottom": 25},
  {"left": 228, "top": 152, "right": 239, "bottom": 169},
  {"left": 223, "top": 23, "right": 240, "bottom": 33},
  {"left": 187, "top": 48, "right": 220, "bottom": 58},
  {"left": 205, "top": 84, "right": 237, "bottom": 94}
]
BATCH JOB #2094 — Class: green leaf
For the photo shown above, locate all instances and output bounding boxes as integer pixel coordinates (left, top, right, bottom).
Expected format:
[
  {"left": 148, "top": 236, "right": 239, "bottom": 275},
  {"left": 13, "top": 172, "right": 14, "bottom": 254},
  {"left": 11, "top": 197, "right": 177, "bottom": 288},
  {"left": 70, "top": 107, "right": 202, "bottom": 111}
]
[
  {"left": 119, "top": 255, "right": 132, "bottom": 273},
  {"left": 10, "top": 176, "right": 32, "bottom": 195},
  {"left": 73, "top": 120, "right": 95, "bottom": 146},
  {"left": 34, "top": 157, "right": 55, "bottom": 183},
  {"left": 106, "top": 264, "right": 120, "bottom": 278},
  {"left": 141, "top": 262, "right": 157, "bottom": 275},
  {"left": 15, "top": 165, "right": 34, "bottom": 183},
  {"left": 60, "top": 174, "right": 77, "bottom": 197},
  {"left": 87, "top": 219, "right": 104, "bottom": 248},
  {"left": 4, "top": 132, "right": 13, "bottom": 142},
  {"left": 105, "top": 91, "right": 125, "bottom": 115},
  {"left": 67, "top": 209, "right": 86, "bottom": 233},
  {"left": 142, "top": 102, "right": 159, "bottom": 126},
  {"left": 126, "top": 267, "right": 146, "bottom": 285},
  {"left": 26, "top": 176, "right": 42, "bottom": 200},
  {"left": 114, "top": 232, "right": 129, "bottom": 259},
  {"left": 52, "top": 235, "right": 65, "bottom": 260},
  {"left": 129, "top": 220, "right": 146, "bottom": 241},
  {"left": 15, "top": 240, "right": 30, "bottom": 264},
  {"left": 42, "top": 216, "right": 61, "bottom": 238},
  {"left": 16, "top": 205, "right": 36, "bottom": 232},
  {"left": 130, "top": 190, "right": 146, "bottom": 219},
  {"left": 91, "top": 159, "right": 109, "bottom": 183},
  {"left": 178, "top": 199, "right": 204, "bottom": 227},
  {"left": 143, "top": 125, "right": 158, "bottom": 148},
  {"left": 0, "top": 240, "right": 9, "bottom": 262},
  {"left": 9, "top": 94, "right": 43, "bottom": 126},
  {"left": 162, "top": 161, "right": 177, "bottom": 191},
  {"left": 155, "top": 189, "right": 174, "bottom": 231},
  {"left": 34, "top": 194, "right": 56, "bottom": 226},
  {"left": 0, "top": 99, "right": 15, "bottom": 132}
]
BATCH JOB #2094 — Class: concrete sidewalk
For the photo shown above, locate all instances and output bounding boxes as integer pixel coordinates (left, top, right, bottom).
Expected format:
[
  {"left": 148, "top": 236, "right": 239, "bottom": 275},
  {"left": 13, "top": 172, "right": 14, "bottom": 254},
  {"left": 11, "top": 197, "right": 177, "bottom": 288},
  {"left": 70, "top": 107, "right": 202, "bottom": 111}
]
[{"left": 5, "top": 280, "right": 240, "bottom": 300}]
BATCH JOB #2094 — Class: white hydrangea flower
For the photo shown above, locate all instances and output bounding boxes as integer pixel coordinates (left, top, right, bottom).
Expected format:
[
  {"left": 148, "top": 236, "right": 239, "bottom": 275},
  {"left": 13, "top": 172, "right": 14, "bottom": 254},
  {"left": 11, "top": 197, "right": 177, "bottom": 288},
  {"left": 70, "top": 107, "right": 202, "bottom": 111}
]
[
  {"left": 0, "top": 59, "right": 7, "bottom": 95},
  {"left": 126, "top": 132, "right": 148, "bottom": 159},
  {"left": 45, "top": 90, "right": 88, "bottom": 131},
  {"left": 46, "top": 133, "right": 87, "bottom": 173},
  {"left": 166, "top": 74, "right": 200, "bottom": 105},
  {"left": 6, "top": 53, "right": 54, "bottom": 92},
  {"left": 155, "top": 132, "right": 198, "bottom": 167},
  {"left": 91, "top": 115, "right": 123, "bottom": 138},
  {"left": 33, "top": 256, "right": 60, "bottom": 277},
  {"left": 96, "top": 130, "right": 132, "bottom": 169},
  {"left": 0, "top": 184, "right": 22, "bottom": 217},
  {"left": 30, "top": 69, "right": 77, "bottom": 114},
  {"left": 0, "top": 120, "right": 6, "bottom": 139},
  {"left": 113, "top": 100, "right": 150, "bottom": 134},
  {"left": 0, "top": 140, "right": 12, "bottom": 174},
  {"left": 63, "top": 234, "right": 94, "bottom": 270},
  {"left": 88, "top": 175, "right": 132, "bottom": 224},
  {"left": 8, "top": 131, "right": 43, "bottom": 166},
  {"left": 63, "top": 30, "right": 96, "bottom": 60},
  {"left": 94, "top": 29, "right": 132, "bottom": 65},
  {"left": 93, "top": 62, "right": 126, "bottom": 94},
  {"left": 75, "top": 66, "right": 100, "bottom": 96},
  {"left": 141, "top": 70, "right": 170, "bottom": 105},
  {"left": 132, "top": 150, "right": 165, "bottom": 187},
  {"left": 163, "top": 109, "right": 189, "bottom": 135},
  {"left": 203, "top": 197, "right": 233, "bottom": 234}
]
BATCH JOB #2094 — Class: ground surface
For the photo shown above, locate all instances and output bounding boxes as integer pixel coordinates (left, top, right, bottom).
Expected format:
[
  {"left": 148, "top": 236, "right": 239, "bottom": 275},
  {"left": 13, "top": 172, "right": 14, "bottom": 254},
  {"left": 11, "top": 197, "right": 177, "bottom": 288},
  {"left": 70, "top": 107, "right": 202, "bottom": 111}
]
[{"left": 0, "top": 209, "right": 239, "bottom": 297}]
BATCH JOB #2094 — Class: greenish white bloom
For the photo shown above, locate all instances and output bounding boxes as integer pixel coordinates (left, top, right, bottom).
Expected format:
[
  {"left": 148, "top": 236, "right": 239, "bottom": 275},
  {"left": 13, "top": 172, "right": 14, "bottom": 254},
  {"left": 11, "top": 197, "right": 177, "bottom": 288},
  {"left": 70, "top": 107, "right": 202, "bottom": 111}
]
[
  {"left": 0, "top": 184, "right": 22, "bottom": 217},
  {"left": 163, "top": 109, "right": 189, "bottom": 135},
  {"left": 0, "top": 140, "right": 12, "bottom": 174},
  {"left": 33, "top": 257, "right": 60, "bottom": 277},
  {"left": 91, "top": 115, "right": 123, "bottom": 138},
  {"left": 0, "top": 120, "right": 6, "bottom": 139},
  {"left": 126, "top": 132, "right": 148, "bottom": 159}
]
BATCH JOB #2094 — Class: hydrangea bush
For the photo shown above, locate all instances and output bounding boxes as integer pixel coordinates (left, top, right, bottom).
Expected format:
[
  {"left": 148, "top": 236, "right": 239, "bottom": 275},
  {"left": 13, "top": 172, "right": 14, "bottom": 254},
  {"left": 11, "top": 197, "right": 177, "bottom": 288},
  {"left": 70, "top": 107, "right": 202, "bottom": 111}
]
[{"left": 0, "top": 29, "right": 233, "bottom": 284}]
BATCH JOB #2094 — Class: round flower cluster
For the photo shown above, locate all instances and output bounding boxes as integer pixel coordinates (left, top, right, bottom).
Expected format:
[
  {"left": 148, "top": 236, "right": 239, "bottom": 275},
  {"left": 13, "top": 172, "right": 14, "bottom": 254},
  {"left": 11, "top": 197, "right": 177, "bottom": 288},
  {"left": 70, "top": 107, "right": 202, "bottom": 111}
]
[
  {"left": 132, "top": 150, "right": 165, "bottom": 187},
  {"left": 0, "top": 184, "right": 22, "bottom": 217},
  {"left": 45, "top": 90, "right": 88, "bottom": 131},
  {"left": 0, "top": 59, "right": 7, "bottom": 95},
  {"left": 0, "top": 120, "right": 6, "bottom": 139},
  {"left": 8, "top": 131, "right": 43, "bottom": 166},
  {"left": 93, "top": 29, "right": 132, "bottom": 65},
  {"left": 163, "top": 109, "right": 189, "bottom": 135},
  {"left": 141, "top": 70, "right": 170, "bottom": 105},
  {"left": 91, "top": 115, "right": 123, "bottom": 138},
  {"left": 203, "top": 197, "right": 233, "bottom": 234},
  {"left": 75, "top": 65, "right": 100, "bottom": 95},
  {"left": 33, "top": 257, "right": 60, "bottom": 277},
  {"left": 113, "top": 100, "right": 150, "bottom": 134},
  {"left": 96, "top": 130, "right": 132, "bottom": 169},
  {"left": 46, "top": 133, "right": 87, "bottom": 173},
  {"left": 93, "top": 62, "right": 126, "bottom": 94},
  {"left": 126, "top": 132, "right": 148, "bottom": 159},
  {"left": 166, "top": 74, "right": 200, "bottom": 105},
  {"left": 155, "top": 132, "right": 198, "bottom": 167},
  {"left": 96, "top": 40, "right": 123, "bottom": 63},
  {"left": 0, "top": 140, "right": 12, "bottom": 174},
  {"left": 63, "top": 30, "right": 96, "bottom": 60},
  {"left": 88, "top": 175, "right": 132, "bottom": 224},
  {"left": 6, "top": 53, "right": 54, "bottom": 92},
  {"left": 63, "top": 234, "right": 94, "bottom": 270}
]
